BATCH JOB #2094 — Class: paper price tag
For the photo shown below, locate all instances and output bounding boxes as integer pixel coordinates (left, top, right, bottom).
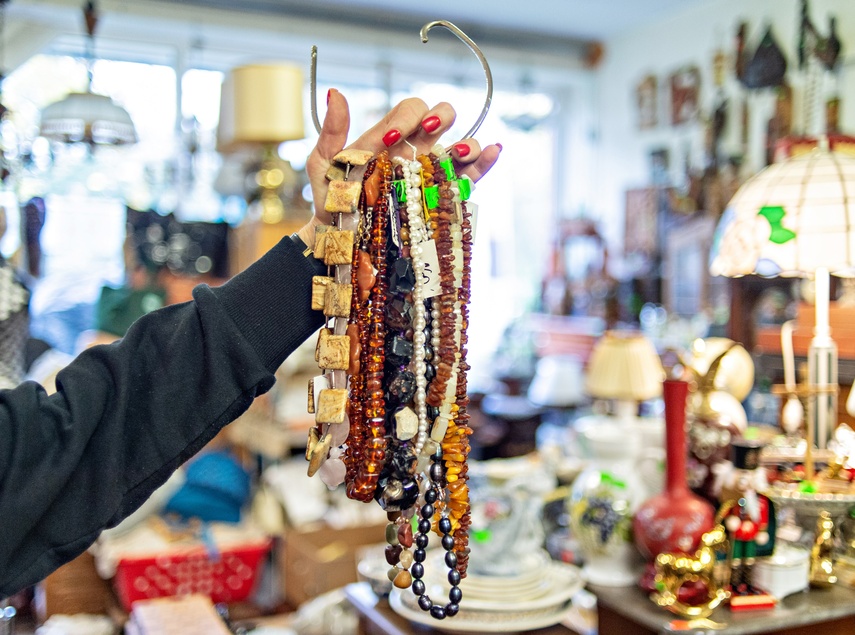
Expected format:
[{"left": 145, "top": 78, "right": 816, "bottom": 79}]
[{"left": 420, "top": 239, "right": 443, "bottom": 298}]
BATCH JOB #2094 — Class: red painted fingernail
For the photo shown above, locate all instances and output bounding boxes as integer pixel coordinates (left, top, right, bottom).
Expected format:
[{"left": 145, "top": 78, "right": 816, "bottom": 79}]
[
  {"left": 326, "top": 89, "right": 332, "bottom": 105},
  {"left": 383, "top": 129, "right": 402, "bottom": 147},
  {"left": 421, "top": 115, "right": 441, "bottom": 133},
  {"left": 454, "top": 143, "right": 471, "bottom": 157},
  {"left": 496, "top": 143, "right": 503, "bottom": 151}
]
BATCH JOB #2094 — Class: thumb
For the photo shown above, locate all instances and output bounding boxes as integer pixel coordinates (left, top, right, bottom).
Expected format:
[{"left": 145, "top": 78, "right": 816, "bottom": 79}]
[{"left": 314, "top": 88, "right": 350, "bottom": 161}]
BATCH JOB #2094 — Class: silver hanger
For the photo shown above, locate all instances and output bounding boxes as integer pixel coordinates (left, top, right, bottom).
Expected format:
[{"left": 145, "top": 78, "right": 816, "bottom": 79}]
[{"left": 310, "top": 20, "right": 493, "bottom": 141}]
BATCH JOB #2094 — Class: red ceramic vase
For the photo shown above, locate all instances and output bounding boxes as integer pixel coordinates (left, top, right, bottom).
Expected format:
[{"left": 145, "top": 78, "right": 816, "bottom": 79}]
[{"left": 633, "top": 380, "right": 716, "bottom": 561}]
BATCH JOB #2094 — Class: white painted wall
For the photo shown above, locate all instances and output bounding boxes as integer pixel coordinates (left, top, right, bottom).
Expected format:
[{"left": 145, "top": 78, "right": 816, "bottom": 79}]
[{"left": 593, "top": 0, "right": 855, "bottom": 255}]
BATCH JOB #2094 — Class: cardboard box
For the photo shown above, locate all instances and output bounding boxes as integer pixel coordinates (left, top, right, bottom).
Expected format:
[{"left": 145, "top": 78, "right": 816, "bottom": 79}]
[
  {"left": 35, "top": 551, "right": 116, "bottom": 621},
  {"left": 280, "top": 521, "right": 387, "bottom": 607}
]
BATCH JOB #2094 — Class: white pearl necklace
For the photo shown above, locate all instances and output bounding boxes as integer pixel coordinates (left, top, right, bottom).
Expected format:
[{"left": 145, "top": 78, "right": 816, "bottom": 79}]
[{"left": 395, "top": 157, "right": 431, "bottom": 456}]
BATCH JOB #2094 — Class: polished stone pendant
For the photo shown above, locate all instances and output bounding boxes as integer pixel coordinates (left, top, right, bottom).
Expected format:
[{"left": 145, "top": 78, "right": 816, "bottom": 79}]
[
  {"left": 325, "top": 180, "right": 362, "bottom": 214},
  {"left": 318, "top": 333, "right": 350, "bottom": 370},
  {"left": 322, "top": 229, "right": 355, "bottom": 266},
  {"left": 311, "top": 276, "right": 332, "bottom": 311},
  {"left": 324, "top": 281, "right": 352, "bottom": 317},
  {"left": 307, "top": 431, "right": 333, "bottom": 476},
  {"left": 316, "top": 388, "right": 348, "bottom": 424},
  {"left": 334, "top": 148, "right": 375, "bottom": 166}
]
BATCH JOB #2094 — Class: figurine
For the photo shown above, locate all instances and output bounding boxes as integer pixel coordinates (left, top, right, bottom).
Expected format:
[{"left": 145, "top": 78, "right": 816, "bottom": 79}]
[
  {"left": 652, "top": 524, "right": 731, "bottom": 621},
  {"left": 810, "top": 511, "right": 837, "bottom": 587},
  {"left": 717, "top": 438, "right": 775, "bottom": 603}
]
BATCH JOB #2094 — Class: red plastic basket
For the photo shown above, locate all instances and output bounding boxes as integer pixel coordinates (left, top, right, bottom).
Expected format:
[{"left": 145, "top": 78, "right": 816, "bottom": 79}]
[{"left": 113, "top": 539, "right": 271, "bottom": 611}]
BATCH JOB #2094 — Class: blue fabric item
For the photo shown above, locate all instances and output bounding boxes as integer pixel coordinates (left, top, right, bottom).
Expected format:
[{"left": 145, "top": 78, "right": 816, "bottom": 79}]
[{"left": 164, "top": 451, "right": 251, "bottom": 523}]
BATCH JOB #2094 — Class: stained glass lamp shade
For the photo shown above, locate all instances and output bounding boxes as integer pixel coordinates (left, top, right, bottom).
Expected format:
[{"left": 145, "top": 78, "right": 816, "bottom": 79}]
[{"left": 709, "top": 143, "right": 855, "bottom": 448}]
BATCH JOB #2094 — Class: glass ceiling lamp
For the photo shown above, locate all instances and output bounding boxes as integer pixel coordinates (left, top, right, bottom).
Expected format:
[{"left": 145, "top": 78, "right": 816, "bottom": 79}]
[
  {"left": 38, "top": 1, "right": 137, "bottom": 146},
  {"left": 709, "top": 138, "right": 855, "bottom": 455}
]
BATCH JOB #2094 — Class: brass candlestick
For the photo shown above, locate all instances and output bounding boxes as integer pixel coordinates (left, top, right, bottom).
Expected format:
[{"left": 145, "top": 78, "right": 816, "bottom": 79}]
[{"left": 771, "top": 383, "right": 838, "bottom": 480}]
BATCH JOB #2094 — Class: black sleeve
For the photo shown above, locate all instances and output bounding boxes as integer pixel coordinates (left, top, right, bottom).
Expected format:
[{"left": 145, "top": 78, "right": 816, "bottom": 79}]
[{"left": 0, "top": 236, "right": 324, "bottom": 596}]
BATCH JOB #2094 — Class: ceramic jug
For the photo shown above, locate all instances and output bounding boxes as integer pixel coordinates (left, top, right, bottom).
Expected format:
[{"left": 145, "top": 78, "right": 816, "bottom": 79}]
[{"left": 569, "top": 420, "right": 656, "bottom": 586}]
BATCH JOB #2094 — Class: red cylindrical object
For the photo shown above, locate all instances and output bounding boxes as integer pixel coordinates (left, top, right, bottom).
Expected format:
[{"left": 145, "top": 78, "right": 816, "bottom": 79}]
[{"left": 633, "top": 380, "right": 715, "bottom": 561}]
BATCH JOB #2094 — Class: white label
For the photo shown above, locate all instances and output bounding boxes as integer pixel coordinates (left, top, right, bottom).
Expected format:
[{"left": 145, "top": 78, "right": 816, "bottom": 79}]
[
  {"left": 420, "top": 239, "right": 443, "bottom": 298},
  {"left": 388, "top": 193, "right": 401, "bottom": 248},
  {"left": 468, "top": 202, "right": 479, "bottom": 242}
]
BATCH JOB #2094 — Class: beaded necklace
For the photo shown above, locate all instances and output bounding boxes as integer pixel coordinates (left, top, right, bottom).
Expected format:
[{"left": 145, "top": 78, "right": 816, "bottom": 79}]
[{"left": 307, "top": 145, "right": 475, "bottom": 621}]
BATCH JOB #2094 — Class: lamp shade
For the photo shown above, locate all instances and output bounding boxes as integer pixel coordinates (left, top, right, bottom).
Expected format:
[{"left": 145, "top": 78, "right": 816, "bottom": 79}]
[
  {"left": 709, "top": 146, "right": 855, "bottom": 278},
  {"left": 218, "top": 63, "right": 305, "bottom": 152},
  {"left": 585, "top": 331, "right": 664, "bottom": 401},
  {"left": 39, "top": 91, "right": 137, "bottom": 145}
]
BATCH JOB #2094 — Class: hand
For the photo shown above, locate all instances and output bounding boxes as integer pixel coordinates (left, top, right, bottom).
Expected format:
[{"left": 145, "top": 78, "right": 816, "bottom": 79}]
[
  {"left": 756, "top": 531, "right": 769, "bottom": 546},
  {"left": 298, "top": 89, "right": 501, "bottom": 248}
]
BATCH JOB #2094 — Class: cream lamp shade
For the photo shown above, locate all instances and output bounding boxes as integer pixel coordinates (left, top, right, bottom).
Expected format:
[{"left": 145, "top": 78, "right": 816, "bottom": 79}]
[
  {"left": 217, "top": 63, "right": 305, "bottom": 152},
  {"left": 585, "top": 331, "right": 664, "bottom": 409}
]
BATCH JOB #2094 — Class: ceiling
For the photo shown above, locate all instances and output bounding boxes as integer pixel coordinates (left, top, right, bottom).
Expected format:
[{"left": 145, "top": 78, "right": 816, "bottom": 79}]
[
  {"left": 2, "top": 0, "right": 711, "bottom": 86},
  {"left": 162, "top": 0, "right": 710, "bottom": 44}
]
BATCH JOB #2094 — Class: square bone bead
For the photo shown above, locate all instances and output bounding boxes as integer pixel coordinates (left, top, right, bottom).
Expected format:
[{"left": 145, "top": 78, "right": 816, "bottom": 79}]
[
  {"left": 324, "top": 282, "right": 352, "bottom": 317},
  {"left": 333, "top": 148, "right": 375, "bottom": 166},
  {"left": 325, "top": 180, "right": 362, "bottom": 214},
  {"left": 311, "top": 276, "right": 332, "bottom": 311},
  {"left": 325, "top": 163, "right": 347, "bottom": 182},
  {"left": 316, "top": 388, "right": 348, "bottom": 424},
  {"left": 313, "top": 226, "right": 329, "bottom": 259},
  {"left": 315, "top": 327, "right": 331, "bottom": 362},
  {"left": 307, "top": 378, "right": 316, "bottom": 413},
  {"left": 318, "top": 333, "right": 350, "bottom": 370},
  {"left": 323, "top": 229, "right": 354, "bottom": 266}
]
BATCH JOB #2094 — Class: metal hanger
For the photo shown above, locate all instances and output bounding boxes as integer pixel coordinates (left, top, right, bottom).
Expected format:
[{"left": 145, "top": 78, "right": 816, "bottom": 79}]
[{"left": 310, "top": 20, "right": 493, "bottom": 141}]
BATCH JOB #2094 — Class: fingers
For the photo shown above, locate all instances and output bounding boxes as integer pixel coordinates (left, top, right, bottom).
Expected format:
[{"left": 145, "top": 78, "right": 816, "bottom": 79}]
[
  {"left": 348, "top": 97, "right": 430, "bottom": 155},
  {"left": 456, "top": 142, "right": 502, "bottom": 184}
]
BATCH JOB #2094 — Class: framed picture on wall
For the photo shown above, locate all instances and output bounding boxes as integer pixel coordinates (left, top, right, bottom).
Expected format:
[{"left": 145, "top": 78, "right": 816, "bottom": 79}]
[
  {"left": 624, "top": 187, "right": 659, "bottom": 256},
  {"left": 669, "top": 66, "right": 701, "bottom": 125},
  {"left": 636, "top": 74, "right": 658, "bottom": 130},
  {"left": 663, "top": 215, "right": 717, "bottom": 316}
]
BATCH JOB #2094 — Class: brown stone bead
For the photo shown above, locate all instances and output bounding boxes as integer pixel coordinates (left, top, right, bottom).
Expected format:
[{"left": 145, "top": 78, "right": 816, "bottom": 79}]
[
  {"left": 356, "top": 250, "right": 375, "bottom": 302},
  {"left": 364, "top": 166, "right": 382, "bottom": 207},
  {"left": 393, "top": 569, "right": 412, "bottom": 589},
  {"left": 385, "top": 544, "right": 402, "bottom": 565},
  {"left": 397, "top": 522, "right": 414, "bottom": 548}
]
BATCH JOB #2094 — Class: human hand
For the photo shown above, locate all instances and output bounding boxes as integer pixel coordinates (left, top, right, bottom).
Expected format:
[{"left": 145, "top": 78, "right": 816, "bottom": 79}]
[{"left": 298, "top": 89, "right": 501, "bottom": 248}]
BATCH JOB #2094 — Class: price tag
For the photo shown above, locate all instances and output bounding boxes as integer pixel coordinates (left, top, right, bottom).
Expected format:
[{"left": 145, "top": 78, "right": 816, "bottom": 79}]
[
  {"left": 420, "top": 239, "right": 443, "bottom": 298},
  {"left": 388, "top": 194, "right": 401, "bottom": 248}
]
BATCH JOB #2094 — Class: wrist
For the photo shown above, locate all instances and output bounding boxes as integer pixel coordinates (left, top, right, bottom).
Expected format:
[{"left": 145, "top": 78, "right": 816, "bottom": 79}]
[{"left": 296, "top": 217, "right": 324, "bottom": 253}]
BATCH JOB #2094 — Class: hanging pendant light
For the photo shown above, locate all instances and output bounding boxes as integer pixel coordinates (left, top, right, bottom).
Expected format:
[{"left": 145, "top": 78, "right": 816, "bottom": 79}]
[{"left": 38, "top": 1, "right": 137, "bottom": 146}]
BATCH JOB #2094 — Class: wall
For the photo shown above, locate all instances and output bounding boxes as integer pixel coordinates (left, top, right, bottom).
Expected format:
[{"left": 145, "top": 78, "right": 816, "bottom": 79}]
[{"left": 593, "top": 0, "right": 855, "bottom": 256}]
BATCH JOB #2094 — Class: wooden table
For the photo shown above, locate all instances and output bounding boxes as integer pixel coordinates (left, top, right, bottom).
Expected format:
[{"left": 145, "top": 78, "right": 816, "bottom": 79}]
[
  {"left": 592, "top": 583, "right": 855, "bottom": 634},
  {"left": 344, "top": 583, "right": 581, "bottom": 635}
]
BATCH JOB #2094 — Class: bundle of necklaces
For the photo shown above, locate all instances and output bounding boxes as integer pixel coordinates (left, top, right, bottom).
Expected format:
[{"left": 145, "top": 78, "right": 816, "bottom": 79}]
[{"left": 306, "top": 144, "right": 474, "bottom": 621}]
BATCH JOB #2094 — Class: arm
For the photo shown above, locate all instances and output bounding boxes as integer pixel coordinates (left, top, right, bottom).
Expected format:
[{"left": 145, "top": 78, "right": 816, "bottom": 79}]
[{"left": 0, "top": 236, "right": 322, "bottom": 595}]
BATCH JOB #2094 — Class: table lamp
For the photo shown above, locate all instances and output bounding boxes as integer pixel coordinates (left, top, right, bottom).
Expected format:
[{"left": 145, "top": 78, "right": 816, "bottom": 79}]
[
  {"left": 710, "top": 139, "right": 855, "bottom": 451},
  {"left": 217, "top": 62, "right": 305, "bottom": 224},
  {"left": 584, "top": 330, "right": 664, "bottom": 420}
]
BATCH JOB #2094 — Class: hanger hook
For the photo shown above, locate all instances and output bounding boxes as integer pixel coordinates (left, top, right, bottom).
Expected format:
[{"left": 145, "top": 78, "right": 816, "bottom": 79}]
[
  {"left": 310, "top": 20, "right": 493, "bottom": 140},
  {"left": 419, "top": 20, "right": 492, "bottom": 140},
  {"left": 310, "top": 45, "right": 322, "bottom": 135}
]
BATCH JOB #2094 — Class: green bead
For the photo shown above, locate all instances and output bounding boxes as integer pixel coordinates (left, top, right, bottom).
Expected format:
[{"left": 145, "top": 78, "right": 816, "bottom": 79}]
[
  {"left": 440, "top": 157, "right": 455, "bottom": 181},
  {"left": 457, "top": 177, "right": 472, "bottom": 200},
  {"left": 424, "top": 185, "right": 439, "bottom": 209},
  {"left": 394, "top": 180, "right": 407, "bottom": 203}
]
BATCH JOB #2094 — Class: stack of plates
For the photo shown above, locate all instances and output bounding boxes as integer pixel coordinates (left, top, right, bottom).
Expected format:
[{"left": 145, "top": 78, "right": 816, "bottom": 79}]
[{"left": 389, "top": 550, "right": 583, "bottom": 633}]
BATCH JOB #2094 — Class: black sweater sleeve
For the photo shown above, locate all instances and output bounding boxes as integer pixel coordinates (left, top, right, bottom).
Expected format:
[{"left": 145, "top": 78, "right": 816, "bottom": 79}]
[{"left": 0, "top": 236, "right": 324, "bottom": 596}]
